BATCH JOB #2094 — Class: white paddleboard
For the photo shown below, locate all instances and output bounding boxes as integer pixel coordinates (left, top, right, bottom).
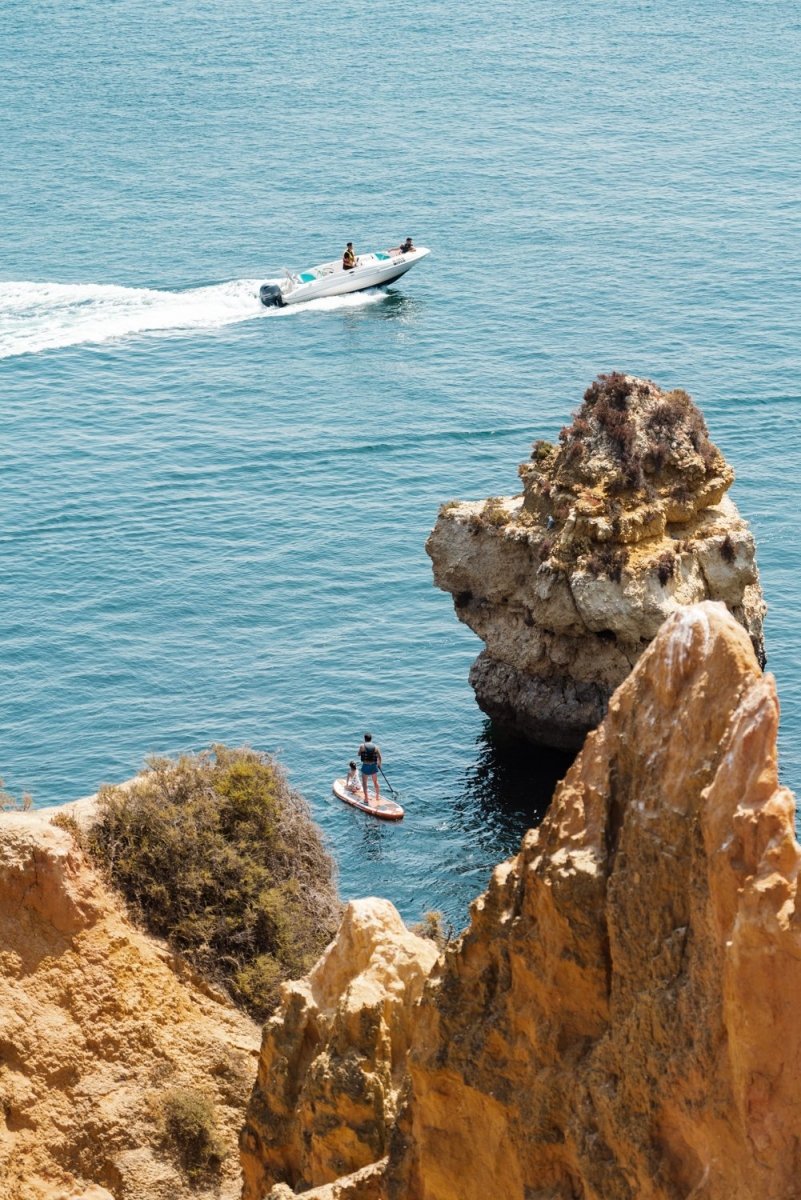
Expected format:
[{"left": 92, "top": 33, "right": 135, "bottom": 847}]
[{"left": 332, "top": 778, "right": 404, "bottom": 821}]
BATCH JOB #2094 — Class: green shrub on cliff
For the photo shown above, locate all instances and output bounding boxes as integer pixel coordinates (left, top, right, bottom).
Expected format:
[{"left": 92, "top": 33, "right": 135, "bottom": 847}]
[
  {"left": 160, "top": 1086, "right": 224, "bottom": 1178},
  {"left": 87, "top": 745, "right": 340, "bottom": 1020}
]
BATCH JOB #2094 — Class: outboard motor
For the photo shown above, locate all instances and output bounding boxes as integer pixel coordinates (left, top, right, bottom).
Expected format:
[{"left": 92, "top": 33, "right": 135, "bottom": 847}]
[{"left": 259, "top": 283, "right": 285, "bottom": 308}]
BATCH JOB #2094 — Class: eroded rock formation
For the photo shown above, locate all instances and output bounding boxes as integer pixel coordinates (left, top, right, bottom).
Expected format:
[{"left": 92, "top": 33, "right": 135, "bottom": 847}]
[
  {"left": 427, "top": 374, "right": 766, "bottom": 747},
  {"left": 248, "top": 602, "right": 800, "bottom": 1200},
  {"left": 386, "top": 602, "right": 799, "bottom": 1200},
  {"left": 264, "top": 1161, "right": 387, "bottom": 1200},
  {"left": 240, "top": 900, "right": 438, "bottom": 1200},
  {"left": 0, "top": 804, "right": 259, "bottom": 1200}
]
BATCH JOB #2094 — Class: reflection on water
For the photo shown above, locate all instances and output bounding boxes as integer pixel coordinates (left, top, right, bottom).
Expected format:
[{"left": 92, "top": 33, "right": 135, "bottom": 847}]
[
  {"left": 321, "top": 720, "right": 573, "bottom": 934},
  {"left": 343, "top": 289, "right": 425, "bottom": 323},
  {"left": 356, "top": 810, "right": 392, "bottom": 861}
]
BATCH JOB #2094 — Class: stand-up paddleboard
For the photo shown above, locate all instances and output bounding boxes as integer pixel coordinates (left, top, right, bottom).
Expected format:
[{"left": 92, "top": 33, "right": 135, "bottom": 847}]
[{"left": 332, "top": 778, "right": 404, "bottom": 821}]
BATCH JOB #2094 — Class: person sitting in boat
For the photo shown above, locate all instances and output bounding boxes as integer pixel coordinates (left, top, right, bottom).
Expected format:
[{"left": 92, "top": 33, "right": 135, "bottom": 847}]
[
  {"left": 345, "top": 761, "right": 360, "bottom": 795},
  {"left": 389, "top": 236, "right": 415, "bottom": 255},
  {"left": 342, "top": 242, "right": 357, "bottom": 270},
  {"left": 358, "top": 732, "right": 382, "bottom": 806}
]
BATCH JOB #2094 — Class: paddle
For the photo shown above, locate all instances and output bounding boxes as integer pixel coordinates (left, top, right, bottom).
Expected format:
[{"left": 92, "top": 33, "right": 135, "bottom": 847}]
[{"left": 378, "top": 764, "right": 400, "bottom": 798}]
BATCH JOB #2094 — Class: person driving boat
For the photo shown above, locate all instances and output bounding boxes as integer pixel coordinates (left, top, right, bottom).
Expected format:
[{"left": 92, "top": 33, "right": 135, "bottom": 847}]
[{"left": 342, "top": 242, "right": 357, "bottom": 269}]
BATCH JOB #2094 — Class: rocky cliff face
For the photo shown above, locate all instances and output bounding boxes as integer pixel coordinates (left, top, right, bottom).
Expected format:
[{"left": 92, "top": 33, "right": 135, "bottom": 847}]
[
  {"left": 387, "top": 602, "right": 798, "bottom": 1200},
  {"left": 240, "top": 900, "right": 438, "bottom": 1200},
  {"left": 249, "top": 602, "right": 800, "bottom": 1200},
  {"left": 0, "top": 805, "right": 259, "bottom": 1200},
  {"left": 427, "top": 374, "right": 766, "bottom": 747}
]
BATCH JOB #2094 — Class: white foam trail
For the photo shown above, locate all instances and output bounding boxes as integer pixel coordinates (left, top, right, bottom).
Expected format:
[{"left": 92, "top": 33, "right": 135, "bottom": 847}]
[
  {"left": 294, "top": 289, "right": 387, "bottom": 314},
  {"left": 0, "top": 278, "right": 387, "bottom": 359}
]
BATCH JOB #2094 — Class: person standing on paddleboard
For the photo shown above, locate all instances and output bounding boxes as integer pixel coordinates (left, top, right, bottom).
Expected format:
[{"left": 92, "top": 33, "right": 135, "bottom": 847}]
[{"left": 358, "top": 732, "right": 382, "bottom": 807}]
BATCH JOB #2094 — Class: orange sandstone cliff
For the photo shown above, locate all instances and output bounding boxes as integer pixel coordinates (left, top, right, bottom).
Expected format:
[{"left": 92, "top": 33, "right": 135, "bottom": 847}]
[
  {"left": 240, "top": 900, "right": 438, "bottom": 1199},
  {"left": 251, "top": 602, "right": 801, "bottom": 1200},
  {"left": 4, "top": 598, "right": 795, "bottom": 1200},
  {"left": 0, "top": 806, "right": 260, "bottom": 1200}
]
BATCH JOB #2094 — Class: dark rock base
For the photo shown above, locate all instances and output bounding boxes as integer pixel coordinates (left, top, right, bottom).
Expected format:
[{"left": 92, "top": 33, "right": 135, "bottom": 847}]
[{"left": 468, "top": 651, "right": 610, "bottom": 751}]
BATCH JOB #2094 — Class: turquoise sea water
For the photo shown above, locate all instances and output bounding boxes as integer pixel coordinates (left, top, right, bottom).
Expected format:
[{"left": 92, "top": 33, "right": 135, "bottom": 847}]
[{"left": 2, "top": 1, "right": 800, "bottom": 926}]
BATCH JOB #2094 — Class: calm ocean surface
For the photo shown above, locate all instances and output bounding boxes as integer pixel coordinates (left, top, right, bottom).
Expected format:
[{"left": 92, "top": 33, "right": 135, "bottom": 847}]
[{"left": 2, "top": 1, "right": 800, "bottom": 926}]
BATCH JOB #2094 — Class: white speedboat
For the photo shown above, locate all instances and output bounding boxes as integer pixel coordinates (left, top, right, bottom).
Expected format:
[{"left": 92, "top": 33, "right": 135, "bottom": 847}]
[{"left": 258, "top": 246, "right": 430, "bottom": 307}]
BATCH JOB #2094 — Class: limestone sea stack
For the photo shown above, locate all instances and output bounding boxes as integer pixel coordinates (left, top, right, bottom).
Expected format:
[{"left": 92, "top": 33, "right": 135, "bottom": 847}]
[{"left": 427, "top": 373, "right": 766, "bottom": 748}]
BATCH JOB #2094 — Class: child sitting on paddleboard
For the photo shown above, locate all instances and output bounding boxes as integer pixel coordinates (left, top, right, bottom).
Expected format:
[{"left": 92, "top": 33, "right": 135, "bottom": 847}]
[{"left": 345, "top": 761, "right": 360, "bottom": 794}]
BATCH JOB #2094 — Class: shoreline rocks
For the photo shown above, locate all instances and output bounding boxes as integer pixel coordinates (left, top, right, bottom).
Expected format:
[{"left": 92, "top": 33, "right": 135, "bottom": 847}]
[
  {"left": 0, "top": 806, "right": 260, "bottom": 1200},
  {"left": 427, "top": 374, "right": 766, "bottom": 747},
  {"left": 240, "top": 900, "right": 438, "bottom": 1200},
  {"left": 239, "top": 602, "right": 801, "bottom": 1200}
]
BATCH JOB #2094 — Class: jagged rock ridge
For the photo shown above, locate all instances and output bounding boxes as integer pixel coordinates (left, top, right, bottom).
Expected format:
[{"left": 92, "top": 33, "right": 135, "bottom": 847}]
[
  {"left": 250, "top": 603, "right": 801, "bottom": 1200},
  {"left": 427, "top": 374, "right": 766, "bottom": 747},
  {"left": 388, "top": 603, "right": 800, "bottom": 1199},
  {"left": 240, "top": 900, "right": 438, "bottom": 1199}
]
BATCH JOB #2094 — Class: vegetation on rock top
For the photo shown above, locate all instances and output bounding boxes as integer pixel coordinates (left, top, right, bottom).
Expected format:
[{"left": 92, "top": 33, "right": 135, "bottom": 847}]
[
  {"left": 87, "top": 745, "right": 341, "bottom": 1020},
  {"left": 434, "top": 374, "right": 749, "bottom": 591},
  {"left": 523, "top": 373, "right": 731, "bottom": 520},
  {"left": 513, "top": 374, "right": 734, "bottom": 577},
  {"left": 554, "top": 372, "right": 722, "bottom": 492}
]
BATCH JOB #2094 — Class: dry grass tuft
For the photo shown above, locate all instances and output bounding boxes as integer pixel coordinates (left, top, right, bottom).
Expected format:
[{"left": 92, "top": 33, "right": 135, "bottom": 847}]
[
  {"left": 0, "top": 778, "right": 33, "bottom": 812},
  {"left": 585, "top": 544, "right": 628, "bottom": 583},
  {"left": 160, "top": 1087, "right": 225, "bottom": 1179}
]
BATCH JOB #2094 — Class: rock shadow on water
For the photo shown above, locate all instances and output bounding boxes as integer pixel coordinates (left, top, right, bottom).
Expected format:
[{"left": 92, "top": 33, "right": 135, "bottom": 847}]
[{"left": 455, "top": 720, "right": 573, "bottom": 856}]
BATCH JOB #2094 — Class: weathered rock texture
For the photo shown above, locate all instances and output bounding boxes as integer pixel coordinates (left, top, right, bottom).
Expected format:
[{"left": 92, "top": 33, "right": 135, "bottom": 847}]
[
  {"left": 427, "top": 374, "right": 766, "bottom": 747},
  {"left": 237, "top": 602, "right": 801, "bottom": 1200},
  {"left": 0, "top": 804, "right": 260, "bottom": 1200},
  {"left": 240, "top": 900, "right": 438, "bottom": 1200},
  {"left": 264, "top": 1160, "right": 387, "bottom": 1200},
  {"left": 385, "top": 602, "right": 800, "bottom": 1200}
]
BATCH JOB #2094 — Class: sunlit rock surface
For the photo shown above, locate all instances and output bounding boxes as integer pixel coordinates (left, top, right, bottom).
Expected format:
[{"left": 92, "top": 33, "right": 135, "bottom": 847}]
[
  {"left": 238, "top": 603, "right": 800, "bottom": 1199},
  {"left": 427, "top": 374, "right": 765, "bottom": 747},
  {"left": 240, "top": 900, "right": 438, "bottom": 1199},
  {"left": 386, "top": 602, "right": 799, "bottom": 1200},
  {"left": 0, "top": 802, "right": 259, "bottom": 1200},
  {"left": 264, "top": 1160, "right": 387, "bottom": 1200}
]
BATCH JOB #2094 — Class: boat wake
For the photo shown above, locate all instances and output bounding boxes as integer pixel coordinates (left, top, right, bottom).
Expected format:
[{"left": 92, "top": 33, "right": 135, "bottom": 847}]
[{"left": 0, "top": 278, "right": 388, "bottom": 359}]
